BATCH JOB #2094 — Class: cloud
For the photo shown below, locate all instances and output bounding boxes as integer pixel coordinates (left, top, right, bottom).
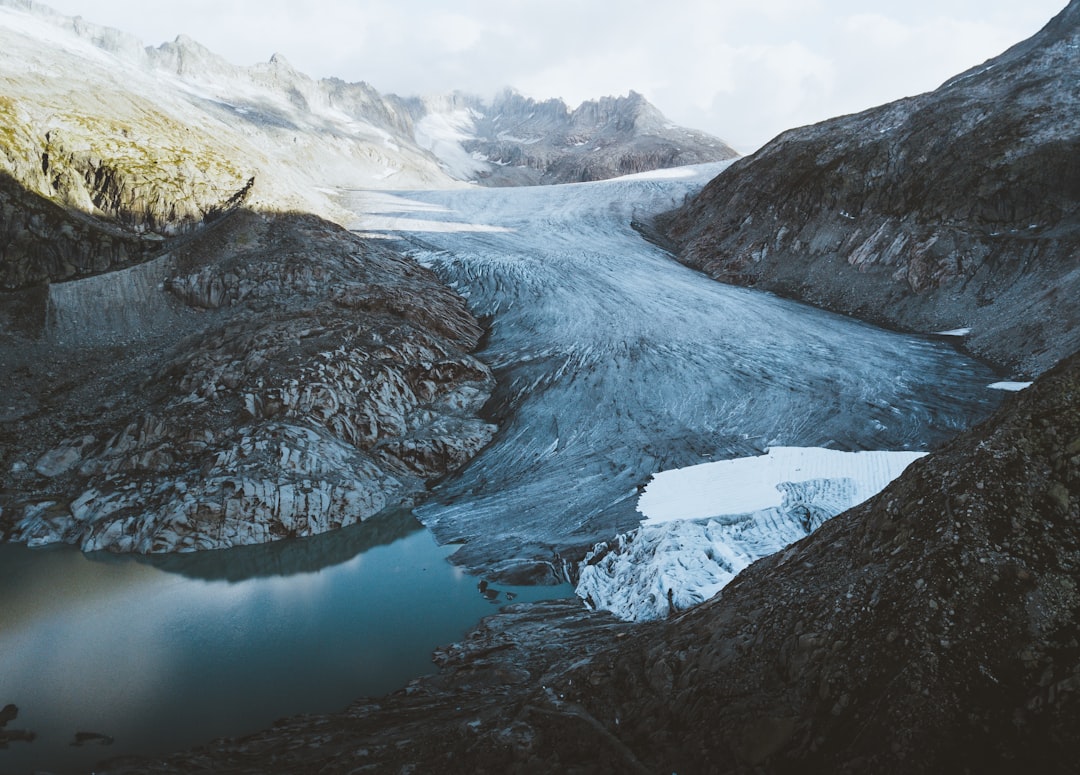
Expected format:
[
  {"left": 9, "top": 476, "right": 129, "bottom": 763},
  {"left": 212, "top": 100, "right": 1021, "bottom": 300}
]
[{"left": 28, "top": 0, "right": 1072, "bottom": 151}]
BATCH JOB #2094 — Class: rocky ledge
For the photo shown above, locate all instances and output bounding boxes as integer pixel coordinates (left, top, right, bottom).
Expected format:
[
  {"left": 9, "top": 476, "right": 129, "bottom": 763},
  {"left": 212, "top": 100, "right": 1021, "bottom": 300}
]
[
  {"left": 663, "top": 0, "right": 1080, "bottom": 377},
  {"left": 0, "top": 207, "right": 495, "bottom": 553},
  {"left": 100, "top": 345, "right": 1080, "bottom": 773}
]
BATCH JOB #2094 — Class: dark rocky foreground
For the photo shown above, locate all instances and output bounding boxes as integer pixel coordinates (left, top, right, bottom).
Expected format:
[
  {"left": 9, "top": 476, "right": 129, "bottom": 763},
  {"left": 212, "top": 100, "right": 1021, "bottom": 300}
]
[
  {"left": 0, "top": 200, "right": 495, "bottom": 553},
  {"left": 663, "top": 0, "right": 1080, "bottom": 377},
  {"left": 101, "top": 341, "right": 1080, "bottom": 775}
]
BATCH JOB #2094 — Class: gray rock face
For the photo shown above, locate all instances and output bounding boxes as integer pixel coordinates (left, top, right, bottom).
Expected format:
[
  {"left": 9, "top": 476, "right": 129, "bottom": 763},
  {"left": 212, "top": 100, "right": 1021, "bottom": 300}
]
[
  {"left": 408, "top": 89, "right": 739, "bottom": 185},
  {"left": 0, "top": 174, "right": 164, "bottom": 290},
  {"left": 665, "top": 0, "right": 1080, "bottom": 377},
  {"left": 0, "top": 210, "right": 495, "bottom": 553}
]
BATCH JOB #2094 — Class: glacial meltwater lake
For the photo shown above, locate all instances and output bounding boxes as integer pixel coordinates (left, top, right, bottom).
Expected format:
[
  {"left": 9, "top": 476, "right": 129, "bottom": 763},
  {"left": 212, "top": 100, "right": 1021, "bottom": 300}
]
[{"left": 0, "top": 509, "right": 571, "bottom": 774}]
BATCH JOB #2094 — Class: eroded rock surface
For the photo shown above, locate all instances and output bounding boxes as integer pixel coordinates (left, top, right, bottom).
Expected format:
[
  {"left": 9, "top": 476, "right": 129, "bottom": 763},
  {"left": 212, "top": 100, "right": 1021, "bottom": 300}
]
[
  {"left": 0, "top": 209, "right": 495, "bottom": 552},
  {"left": 664, "top": 0, "right": 1080, "bottom": 377}
]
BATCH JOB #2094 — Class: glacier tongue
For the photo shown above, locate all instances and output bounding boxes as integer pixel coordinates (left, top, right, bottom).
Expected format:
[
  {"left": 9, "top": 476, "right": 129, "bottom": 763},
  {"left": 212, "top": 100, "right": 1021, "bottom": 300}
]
[
  {"left": 576, "top": 447, "right": 926, "bottom": 622},
  {"left": 340, "top": 166, "right": 998, "bottom": 584}
]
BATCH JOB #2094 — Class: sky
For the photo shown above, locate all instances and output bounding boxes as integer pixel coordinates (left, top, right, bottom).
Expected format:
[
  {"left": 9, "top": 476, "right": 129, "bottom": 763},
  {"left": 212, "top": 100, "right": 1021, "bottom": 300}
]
[{"left": 36, "top": 0, "right": 1069, "bottom": 153}]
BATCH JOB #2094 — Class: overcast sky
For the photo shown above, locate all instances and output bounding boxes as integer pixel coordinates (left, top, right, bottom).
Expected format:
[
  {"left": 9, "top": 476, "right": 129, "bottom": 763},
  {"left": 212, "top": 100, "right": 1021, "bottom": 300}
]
[{"left": 38, "top": 0, "right": 1068, "bottom": 152}]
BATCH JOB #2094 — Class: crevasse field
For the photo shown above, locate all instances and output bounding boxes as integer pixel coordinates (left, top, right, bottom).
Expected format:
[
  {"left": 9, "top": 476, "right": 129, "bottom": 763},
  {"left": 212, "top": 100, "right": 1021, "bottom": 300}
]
[{"left": 342, "top": 162, "right": 1001, "bottom": 613}]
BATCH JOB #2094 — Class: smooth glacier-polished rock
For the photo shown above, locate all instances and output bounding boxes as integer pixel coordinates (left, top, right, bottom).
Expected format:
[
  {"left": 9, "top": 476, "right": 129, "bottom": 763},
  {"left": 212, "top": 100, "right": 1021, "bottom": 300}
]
[{"left": 1, "top": 210, "right": 495, "bottom": 553}]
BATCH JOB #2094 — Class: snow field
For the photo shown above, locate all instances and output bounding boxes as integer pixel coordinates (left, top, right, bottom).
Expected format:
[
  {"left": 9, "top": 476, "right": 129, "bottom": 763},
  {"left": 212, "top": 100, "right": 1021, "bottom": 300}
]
[{"left": 577, "top": 447, "right": 926, "bottom": 621}]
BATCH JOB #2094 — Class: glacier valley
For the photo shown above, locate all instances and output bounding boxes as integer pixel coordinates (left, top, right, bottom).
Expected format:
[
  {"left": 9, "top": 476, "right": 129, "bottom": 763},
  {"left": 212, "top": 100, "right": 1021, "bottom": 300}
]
[{"left": 341, "top": 163, "right": 1000, "bottom": 595}]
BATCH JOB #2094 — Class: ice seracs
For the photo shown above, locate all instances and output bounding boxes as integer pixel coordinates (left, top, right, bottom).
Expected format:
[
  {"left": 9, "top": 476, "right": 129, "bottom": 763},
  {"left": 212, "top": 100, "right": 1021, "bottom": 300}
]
[{"left": 576, "top": 447, "right": 927, "bottom": 622}]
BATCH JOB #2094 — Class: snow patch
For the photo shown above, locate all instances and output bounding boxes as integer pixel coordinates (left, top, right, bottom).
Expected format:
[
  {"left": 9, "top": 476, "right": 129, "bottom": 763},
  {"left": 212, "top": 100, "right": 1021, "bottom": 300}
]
[
  {"left": 414, "top": 110, "right": 489, "bottom": 180},
  {"left": 935, "top": 327, "right": 972, "bottom": 336},
  {"left": 616, "top": 158, "right": 738, "bottom": 182},
  {"left": 989, "top": 381, "right": 1033, "bottom": 391},
  {"left": 639, "top": 446, "right": 925, "bottom": 524},
  {"left": 578, "top": 447, "right": 926, "bottom": 621}
]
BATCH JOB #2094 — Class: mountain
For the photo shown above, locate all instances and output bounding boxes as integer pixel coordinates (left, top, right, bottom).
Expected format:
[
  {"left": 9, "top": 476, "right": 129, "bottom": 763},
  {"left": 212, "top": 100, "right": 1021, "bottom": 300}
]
[
  {"left": 662, "top": 0, "right": 1080, "bottom": 378},
  {"left": 94, "top": 5, "right": 1080, "bottom": 772},
  {"left": 0, "top": 0, "right": 735, "bottom": 555},
  {"left": 0, "top": 1, "right": 733, "bottom": 285},
  {"left": 0, "top": 0, "right": 733, "bottom": 255},
  {"left": 0, "top": 2, "right": 489, "bottom": 553},
  {"left": 407, "top": 89, "right": 738, "bottom": 185},
  {"left": 0, "top": 0, "right": 452, "bottom": 251}
]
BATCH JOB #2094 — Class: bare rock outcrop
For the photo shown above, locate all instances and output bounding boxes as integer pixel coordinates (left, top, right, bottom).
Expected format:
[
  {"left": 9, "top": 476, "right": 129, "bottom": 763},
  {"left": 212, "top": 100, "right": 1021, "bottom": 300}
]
[
  {"left": 664, "top": 0, "right": 1080, "bottom": 377},
  {"left": 0, "top": 210, "right": 495, "bottom": 553}
]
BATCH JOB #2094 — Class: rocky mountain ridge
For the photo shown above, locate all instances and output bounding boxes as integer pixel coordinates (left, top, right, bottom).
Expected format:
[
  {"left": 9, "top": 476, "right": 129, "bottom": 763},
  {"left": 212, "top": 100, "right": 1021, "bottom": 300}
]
[
  {"left": 407, "top": 88, "right": 738, "bottom": 185},
  {"left": 663, "top": 0, "right": 1080, "bottom": 378}
]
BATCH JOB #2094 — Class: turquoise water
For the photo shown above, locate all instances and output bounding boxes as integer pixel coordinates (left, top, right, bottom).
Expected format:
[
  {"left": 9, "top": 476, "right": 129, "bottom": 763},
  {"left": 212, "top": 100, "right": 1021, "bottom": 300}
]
[{"left": 0, "top": 509, "right": 571, "bottom": 774}]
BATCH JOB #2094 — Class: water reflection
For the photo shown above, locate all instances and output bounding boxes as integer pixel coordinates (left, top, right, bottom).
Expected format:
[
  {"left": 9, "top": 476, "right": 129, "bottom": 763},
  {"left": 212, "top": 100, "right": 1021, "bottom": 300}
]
[
  {"left": 115, "top": 506, "right": 425, "bottom": 582},
  {"left": 0, "top": 512, "right": 571, "bottom": 775}
]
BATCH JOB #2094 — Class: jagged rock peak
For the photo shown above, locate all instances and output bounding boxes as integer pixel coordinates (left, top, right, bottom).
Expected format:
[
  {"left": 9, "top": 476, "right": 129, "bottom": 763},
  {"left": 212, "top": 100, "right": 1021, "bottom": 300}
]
[
  {"left": 268, "top": 51, "right": 295, "bottom": 70},
  {"left": 408, "top": 87, "right": 738, "bottom": 185},
  {"left": 150, "top": 33, "right": 237, "bottom": 77}
]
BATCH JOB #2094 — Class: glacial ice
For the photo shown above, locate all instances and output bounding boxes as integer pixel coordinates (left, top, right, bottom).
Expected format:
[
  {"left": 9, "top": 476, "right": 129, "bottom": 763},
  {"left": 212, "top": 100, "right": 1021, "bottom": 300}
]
[
  {"left": 576, "top": 447, "right": 926, "bottom": 621},
  {"left": 340, "top": 165, "right": 1000, "bottom": 583}
]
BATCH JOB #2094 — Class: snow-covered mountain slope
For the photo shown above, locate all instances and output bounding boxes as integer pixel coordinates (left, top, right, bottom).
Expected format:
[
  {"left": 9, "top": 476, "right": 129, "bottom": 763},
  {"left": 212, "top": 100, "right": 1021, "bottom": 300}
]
[
  {"left": 339, "top": 164, "right": 1001, "bottom": 584},
  {"left": 0, "top": 0, "right": 454, "bottom": 243},
  {"left": 406, "top": 89, "right": 738, "bottom": 185},
  {"left": 0, "top": 0, "right": 735, "bottom": 248}
]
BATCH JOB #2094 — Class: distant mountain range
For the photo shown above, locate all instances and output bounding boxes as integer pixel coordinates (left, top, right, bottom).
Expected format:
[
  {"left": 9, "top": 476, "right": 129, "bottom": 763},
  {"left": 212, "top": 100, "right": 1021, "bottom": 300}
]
[
  {"left": 406, "top": 88, "right": 736, "bottom": 186},
  {"left": 0, "top": 0, "right": 734, "bottom": 253}
]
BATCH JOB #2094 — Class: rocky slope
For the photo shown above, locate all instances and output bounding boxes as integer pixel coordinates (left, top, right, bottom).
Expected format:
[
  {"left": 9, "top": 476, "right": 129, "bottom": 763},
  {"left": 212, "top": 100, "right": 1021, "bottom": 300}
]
[
  {"left": 0, "top": 204, "right": 496, "bottom": 552},
  {"left": 0, "top": 0, "right": 452, "bottom": 241},
  {"left": 663, "top": 0, "right": 1080, "bottom": 378},
  {"left": 408, "top": 89, "right": 738, "bottom": 185},
  {"left": 101, "top": 341, "right": 1080, "bottom": 775}
]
